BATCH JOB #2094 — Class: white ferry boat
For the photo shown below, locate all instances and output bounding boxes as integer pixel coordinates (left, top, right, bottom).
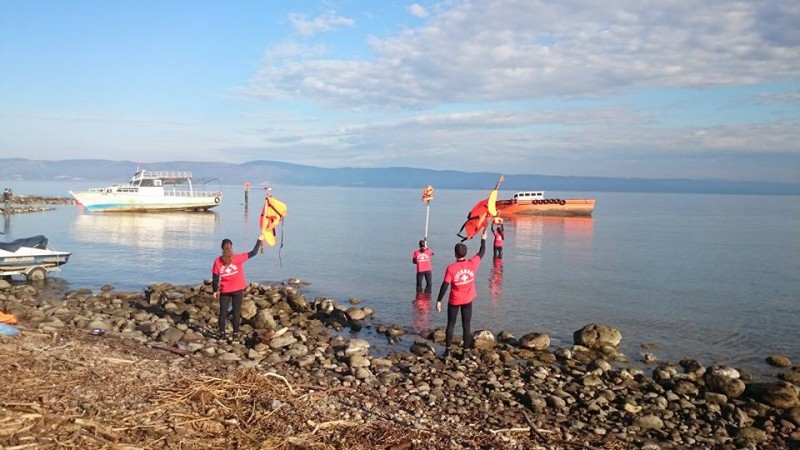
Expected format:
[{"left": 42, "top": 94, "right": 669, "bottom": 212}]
[{"left": 69, "top": 169, "right": 223, "bottom": 212}]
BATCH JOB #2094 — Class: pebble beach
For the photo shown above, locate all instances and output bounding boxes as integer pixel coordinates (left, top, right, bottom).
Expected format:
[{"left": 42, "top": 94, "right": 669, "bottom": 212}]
[{"left": 1, "top": 277, "right": 799, "bottom": 449}]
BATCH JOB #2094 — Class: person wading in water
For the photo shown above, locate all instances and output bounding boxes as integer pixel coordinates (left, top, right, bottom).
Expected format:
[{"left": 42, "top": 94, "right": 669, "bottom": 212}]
[{"left": 412, "top": 239, "right": 434, "bottom": 293}]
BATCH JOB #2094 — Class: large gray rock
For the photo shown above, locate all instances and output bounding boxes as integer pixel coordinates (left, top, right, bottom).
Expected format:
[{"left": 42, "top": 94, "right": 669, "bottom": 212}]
[
  {"left": 779, "top": 367, "right": 800, "bottom": 383},
  {"left": 573, "top": 323, "right": 622, "bottom": 349},
  {"left": 348, "top": 354, "right": 370, "bottom": 368},
  {"left": 345, "top": 338, "right": 370, "bottom": 357},
  {"left": 240, "top": 299, "right": 258, "bottom": 320},
  {"left": 286, "top": 293, "right": 308, "bottom": 312},
  {"left": 269, "top": 334, "right": 297, "bottom": 349},
  {"left": 157, "top": 326, "right": 185, "bottom": 344},
  {"left": 519, "top": 332, "right": 550, "bottom": 351},
  {"left": 766, "top": 354, "right": 792, "bottom": 368},
  {"left": 472, "top": 330, "right": 496, "bottom": 350},
  {"left": 747, "top": 381, "right": 800, "bottom": 409},
  {"left": 705, "top": 366, "right": 746, "bottom": 399},
  {"left": 410, "top": 341, "right": 435, "bottom": 356},
  {"left": 633, "top": 414, "right": 664, "bottom": 431},
  {"left": 251, "top": 309, "right": 276, "bottom": 330},
  {"left": 345, "top": 307, "right": 366, "bottom": 321}
]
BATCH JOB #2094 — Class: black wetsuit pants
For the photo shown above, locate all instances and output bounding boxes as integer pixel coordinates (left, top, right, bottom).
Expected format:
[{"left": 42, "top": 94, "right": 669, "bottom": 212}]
[
  {"left": 493, "top": 246, "right": 503, "bottom": 258},
  {"left": 218, "top": 290, "right": 244, "bottom": 335},
  {"left": 416, "top": 271, "right": 432, "bottom": 293},
  {"left": 445, "top": 302, "right": 473, "bottom": 350}
]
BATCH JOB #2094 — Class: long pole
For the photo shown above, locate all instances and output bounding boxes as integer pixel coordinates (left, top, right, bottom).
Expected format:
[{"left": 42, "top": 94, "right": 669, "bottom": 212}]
[{"left": 424, "top": 201, "right": 431, "bottom": 240}]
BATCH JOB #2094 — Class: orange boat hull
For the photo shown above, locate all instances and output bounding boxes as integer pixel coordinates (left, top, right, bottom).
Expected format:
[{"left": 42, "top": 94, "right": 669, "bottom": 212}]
[{"left": 496, "top": 198, "right": 595, "bottom": 217}]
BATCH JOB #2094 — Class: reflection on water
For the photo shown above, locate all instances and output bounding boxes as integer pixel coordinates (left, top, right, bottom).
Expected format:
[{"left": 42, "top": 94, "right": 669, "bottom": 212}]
[
  {"left": 506, "top": 216, "right": 543, "bottom": 265},
  {"left": 412, "top": 292, "right": 431, "bottom": 331},
  {"left": 72, "top": 212, "right": 219, "bottom": 250},
  {"left": 489, "top": 257, "right": 503, "bottom": 311},
  {"left": 561, "top": 217, "right": 594, "bottom": 263},
  {"left": 505, "top": 216, "right": 594, "bottom": 264}
]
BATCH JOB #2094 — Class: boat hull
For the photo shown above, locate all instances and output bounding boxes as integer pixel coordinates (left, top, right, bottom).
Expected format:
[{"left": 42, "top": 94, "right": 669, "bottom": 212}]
[
  {"left": 0, "top": 249, "right": 71, "bottom": 270},
  {"left": 69, "top": 191, "right": 221, "bottom": 212},
  {"left": 496, "top": 198, "right": 595, "bottom": 217}
]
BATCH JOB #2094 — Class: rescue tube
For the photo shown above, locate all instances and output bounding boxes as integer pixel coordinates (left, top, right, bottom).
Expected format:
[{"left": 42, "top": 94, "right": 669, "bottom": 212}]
[
  {"left": 260, "top": 196, "right": 287, "bottom": 247},
  {"left": 457, "top": 176, "right": 503, "bottom": 241}
]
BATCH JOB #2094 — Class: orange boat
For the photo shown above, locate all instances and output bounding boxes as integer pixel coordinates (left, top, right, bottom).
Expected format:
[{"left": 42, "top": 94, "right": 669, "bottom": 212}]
[{"left": 495, "top": 191, "right": 595, "bottom": 217}]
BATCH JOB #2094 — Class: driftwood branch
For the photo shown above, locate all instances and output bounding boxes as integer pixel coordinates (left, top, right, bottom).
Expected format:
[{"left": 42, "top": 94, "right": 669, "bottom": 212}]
[{"left": 261, "top": 371, "right": 295, "bottom": 394}]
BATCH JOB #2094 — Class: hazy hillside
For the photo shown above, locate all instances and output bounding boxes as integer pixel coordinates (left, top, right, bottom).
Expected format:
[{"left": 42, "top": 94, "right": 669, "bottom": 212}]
[{"left": 1, "top": 158, "right": 798, "bottom": 195}]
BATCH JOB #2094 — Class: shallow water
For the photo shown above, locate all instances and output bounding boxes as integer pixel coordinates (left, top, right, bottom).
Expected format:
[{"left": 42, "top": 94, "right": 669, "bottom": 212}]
[{"left": 2, "top": 180, "right": 799, "bottom": 379}]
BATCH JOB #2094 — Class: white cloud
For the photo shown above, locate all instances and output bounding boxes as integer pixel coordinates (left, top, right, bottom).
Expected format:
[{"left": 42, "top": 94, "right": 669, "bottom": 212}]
[
  {"left": 250, "top": 1, "right": 800, "bottom": 109},
  {"left": 288, "top": 11, "right": 355, "bottom": 37},
  {"left": 409, "top": 4, "right": 428, "bottom": 18}
]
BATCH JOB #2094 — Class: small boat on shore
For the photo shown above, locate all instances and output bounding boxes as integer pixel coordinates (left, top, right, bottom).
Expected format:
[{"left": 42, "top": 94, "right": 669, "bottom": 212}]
[
  {"left": 0, "top": 235, "right": 71, "bottom": 281},
  {"left": 69, "top": 169, "right": 222, "bottom": 212},
  {"left": 496, "top": 191, "right": 595, "bottom": 217}
]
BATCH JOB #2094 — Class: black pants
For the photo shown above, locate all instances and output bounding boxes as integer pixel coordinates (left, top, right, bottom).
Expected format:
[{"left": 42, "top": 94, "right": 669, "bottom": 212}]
[
  {"left": 218, "top": 290, "right": 244, "bottom": 335},
  {"left": 416, "top": 271, "right": 432, "bottom": 293},
  {"left": 493, "top": 246, "right": 503, "bottom": 258},
  {"left": 445, "top": 302, "right": 473, "bottom": 350}
]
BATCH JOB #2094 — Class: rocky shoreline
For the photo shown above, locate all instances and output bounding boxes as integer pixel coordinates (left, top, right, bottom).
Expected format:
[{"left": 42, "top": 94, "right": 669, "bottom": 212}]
[
  {"left": 1, "top": 279, "right": 799, "bottom": 449},
  {"left": 0, "top": 194, "right": 76, "bottom": 215}
]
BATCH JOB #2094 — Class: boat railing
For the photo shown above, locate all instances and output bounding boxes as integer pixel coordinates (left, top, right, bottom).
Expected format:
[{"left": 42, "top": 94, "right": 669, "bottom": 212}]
[
  {"left": 84, "top": 186, "right": 220, "bottom": 197},
  {"left": 162, "top": 190, "right": 221, "bottom": 198},
  {"left": 136, "top": 170, "right": 193, "bottom": 179}
]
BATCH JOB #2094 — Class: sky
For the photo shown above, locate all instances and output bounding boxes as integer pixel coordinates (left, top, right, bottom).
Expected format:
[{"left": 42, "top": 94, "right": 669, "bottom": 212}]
[{"left": 1, "top": 0, "right": 799, "bottom": 183}]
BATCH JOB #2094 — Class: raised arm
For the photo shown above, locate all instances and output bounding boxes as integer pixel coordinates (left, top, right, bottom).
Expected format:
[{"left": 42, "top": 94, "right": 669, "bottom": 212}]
[
  {"left": 476, "top": 231, "right": 487, "bottom": 259},
  {"left": 248, "top": 238, "right": 262, "bottom": 258}
]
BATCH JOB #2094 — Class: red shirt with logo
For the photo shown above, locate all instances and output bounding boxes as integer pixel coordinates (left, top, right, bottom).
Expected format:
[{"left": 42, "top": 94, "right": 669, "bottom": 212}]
[
  {"left": 413, "top": 248, "right": 434, "bottom": 273},
  {"left": 212, "top": 252, "right": 251, "bottom": 293},
  {"left": 443, "top": 255, "right": 482, "bottom": 305},
  {"left": 493, "top": 230, "right": 504, "bottom": 247}
]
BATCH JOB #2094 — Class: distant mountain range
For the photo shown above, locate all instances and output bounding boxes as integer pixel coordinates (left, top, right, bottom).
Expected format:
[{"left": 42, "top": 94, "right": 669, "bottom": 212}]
[{"left": 1, "top": 158, "right": 798, "bottom": 195}]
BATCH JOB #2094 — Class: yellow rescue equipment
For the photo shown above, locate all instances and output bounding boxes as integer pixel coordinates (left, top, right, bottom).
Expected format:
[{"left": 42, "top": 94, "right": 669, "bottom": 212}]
[
  {"left": 457, "top": 176, "right": 504, "bottom": 242},
  {"left": 259, "top": 193, "right": 287, "bottom": 247}
]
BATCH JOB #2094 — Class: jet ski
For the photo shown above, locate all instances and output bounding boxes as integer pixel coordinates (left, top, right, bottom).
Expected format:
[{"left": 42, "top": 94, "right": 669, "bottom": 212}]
[{"left": 0, "top": 235, "right": 71, "bottom": 281}]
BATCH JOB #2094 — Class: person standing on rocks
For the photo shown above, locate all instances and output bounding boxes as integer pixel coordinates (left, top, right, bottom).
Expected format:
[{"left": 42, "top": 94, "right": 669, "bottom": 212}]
[
  {"left": 211, "top": 237, "right": 263, "bottom": 341},
  {"left": 435, "top": 229, "right": 487, "bottom": 358},
  {"left": 412, "top": 239, "right": 434, "bottom": 293},
  {"left": 2, "top": 188, "right": 11, "bottom": 212}
]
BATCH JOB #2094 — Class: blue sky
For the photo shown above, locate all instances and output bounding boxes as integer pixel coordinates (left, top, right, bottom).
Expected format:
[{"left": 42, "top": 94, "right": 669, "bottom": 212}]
[{"left": 1, "top": 0, "right": 798, "bottom": 182}]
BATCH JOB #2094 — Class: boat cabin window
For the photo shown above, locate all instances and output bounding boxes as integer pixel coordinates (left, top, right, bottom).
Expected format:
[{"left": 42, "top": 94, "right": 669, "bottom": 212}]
[
  {"left": 512, "top": 192, "right": 544, "bottom": 200},
  {"left": 139, "top": 179, "right": 162, "bottom": 187}
]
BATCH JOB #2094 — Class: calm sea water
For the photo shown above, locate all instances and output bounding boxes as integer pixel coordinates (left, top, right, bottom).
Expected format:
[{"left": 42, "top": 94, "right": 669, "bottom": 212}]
[{"left": 2, "top": 180, "right": 799, "bottom": 379}]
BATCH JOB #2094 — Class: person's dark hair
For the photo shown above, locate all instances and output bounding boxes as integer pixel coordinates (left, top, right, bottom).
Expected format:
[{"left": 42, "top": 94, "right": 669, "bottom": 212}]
[
  {"left": 419, "top": 240, "right": 426, "bottom": 248},
  {"left": 221, "top": 239, "right": 233, "bottom": 265},
  {"left": 454, "top": 243, "right": 467, "bottom": 259}
]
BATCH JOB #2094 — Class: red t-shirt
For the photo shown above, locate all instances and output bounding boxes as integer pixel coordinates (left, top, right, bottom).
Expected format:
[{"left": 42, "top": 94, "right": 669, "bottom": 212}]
[
  {"left": 212, "top": 252, "right": 251, "bottom": 293},
  {"left": 413, "top": 248, "right": 434, "bottom": 273},
  {"left": 443, "top": 255, "right": 482, "bottom": 305},
  {"left": 493, "top": 230, "right": 504, "bottom": 247}
]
